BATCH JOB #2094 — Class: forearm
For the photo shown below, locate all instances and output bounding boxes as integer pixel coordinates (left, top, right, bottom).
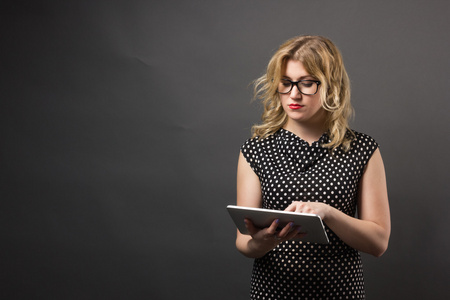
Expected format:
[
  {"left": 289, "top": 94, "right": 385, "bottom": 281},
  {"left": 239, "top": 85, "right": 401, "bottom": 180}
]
[{"left": 324, "top": 207, "right": 390, "bottom": 257}]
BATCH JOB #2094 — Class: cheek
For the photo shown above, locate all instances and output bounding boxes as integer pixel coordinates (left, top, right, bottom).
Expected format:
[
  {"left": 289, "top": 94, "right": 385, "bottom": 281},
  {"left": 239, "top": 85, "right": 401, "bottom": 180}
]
[
  {"left": 311, "top": 97, "right": 323, "bottom": 111},
  {"left": 279, "top": 95, "right": 289, "bottom": 107},
  {"left": 314, "top": 101, "right": 324, "bottom": 110}
]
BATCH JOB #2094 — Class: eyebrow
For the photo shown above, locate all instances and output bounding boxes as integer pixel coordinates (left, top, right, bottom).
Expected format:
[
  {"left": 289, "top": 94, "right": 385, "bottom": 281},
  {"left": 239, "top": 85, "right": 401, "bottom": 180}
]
[{"left": 281, "top": 76, "right": 316, "bottom": 80}]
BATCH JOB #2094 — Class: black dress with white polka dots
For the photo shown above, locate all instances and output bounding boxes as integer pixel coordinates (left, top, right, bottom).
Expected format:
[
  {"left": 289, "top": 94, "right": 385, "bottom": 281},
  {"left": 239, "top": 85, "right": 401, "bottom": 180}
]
[{"left": 240, "top": 128, "right": 378, "bottom": 299}]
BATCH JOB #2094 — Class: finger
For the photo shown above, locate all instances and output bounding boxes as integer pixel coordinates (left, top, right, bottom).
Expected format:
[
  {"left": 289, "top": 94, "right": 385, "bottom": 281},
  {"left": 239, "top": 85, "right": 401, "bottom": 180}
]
[
  {"left": 277, "top": 222, "right": 294, "bottom": 238},
  {"left": 284, "top": 225, "right": 299, "bottom": 239},
  {"left": 244, "top": 218, "right": 259, "bottom": 236},
  {"left": 284, "top": 202, "right": 296, "bottom": 212},
  {"left": 285, "top": 201, "right": 305, "bottom": 213},
  {"left": 283, "top": 226, "right": 306, "bottom": 240},
  {"left": 266, "top": 219, "right": 280, "bottom": 235},
  {"left": 294, "top": 202, "right": 306, "bottom": 213}
]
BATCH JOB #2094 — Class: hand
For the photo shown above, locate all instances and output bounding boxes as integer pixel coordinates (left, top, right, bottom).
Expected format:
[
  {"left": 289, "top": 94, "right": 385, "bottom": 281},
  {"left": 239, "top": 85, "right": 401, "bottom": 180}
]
[
  {"left": 244, "top": 218, "right": 306, "bottom": 249},
  {"left": 285, "top": 201, "right": 331, "bottom": 220}
]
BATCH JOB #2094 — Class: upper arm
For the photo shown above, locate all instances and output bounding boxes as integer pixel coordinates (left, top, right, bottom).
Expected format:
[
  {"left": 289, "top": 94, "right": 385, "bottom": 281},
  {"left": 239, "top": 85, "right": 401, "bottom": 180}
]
[
  {"left": 357, "top": 148, "right": 391, "bottom": 235},
  {"left": 237, "top": 151, "right": 262, "bottom": 208}
]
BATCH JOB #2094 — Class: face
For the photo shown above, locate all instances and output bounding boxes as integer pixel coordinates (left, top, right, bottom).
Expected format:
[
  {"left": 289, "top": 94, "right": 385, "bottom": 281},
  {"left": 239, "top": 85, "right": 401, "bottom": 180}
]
[{"left": 279, "top": 59, "right": 326, "bottom": 129}]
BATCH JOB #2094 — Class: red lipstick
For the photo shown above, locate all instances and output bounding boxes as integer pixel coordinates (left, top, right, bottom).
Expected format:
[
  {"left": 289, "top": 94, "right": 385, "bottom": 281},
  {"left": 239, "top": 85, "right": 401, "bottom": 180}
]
[{"left": 289, "top": 104, "right": 303, "bottom": 110}]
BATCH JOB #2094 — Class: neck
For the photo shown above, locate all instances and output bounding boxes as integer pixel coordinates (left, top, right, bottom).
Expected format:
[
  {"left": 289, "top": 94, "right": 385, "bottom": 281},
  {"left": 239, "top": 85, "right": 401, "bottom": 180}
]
[{"left": 283, "top": 120, "right": 327, "bottom": 145}]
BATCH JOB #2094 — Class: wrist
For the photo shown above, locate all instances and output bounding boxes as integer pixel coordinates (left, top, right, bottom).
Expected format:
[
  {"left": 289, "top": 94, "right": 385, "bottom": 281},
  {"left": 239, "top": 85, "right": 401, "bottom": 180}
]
[
  {"left": 248, "top": 237, "right": 273, "bottom": 258},
  {"left": 321, "top": 204, "right": 334, "bottom": 222}
]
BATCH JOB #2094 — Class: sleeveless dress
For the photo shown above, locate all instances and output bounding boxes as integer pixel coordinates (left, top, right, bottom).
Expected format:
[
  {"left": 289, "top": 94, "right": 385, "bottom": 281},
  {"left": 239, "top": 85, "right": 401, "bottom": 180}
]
[{"left": 240, "top": 128, "right": 378, "bottom": 299}]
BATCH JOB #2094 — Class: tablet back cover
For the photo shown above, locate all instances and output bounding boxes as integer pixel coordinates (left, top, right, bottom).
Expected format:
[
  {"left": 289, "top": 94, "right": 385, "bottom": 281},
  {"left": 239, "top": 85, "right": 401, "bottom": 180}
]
[{"left": 227, "top": 205, "right": 329, "bottom": 244}]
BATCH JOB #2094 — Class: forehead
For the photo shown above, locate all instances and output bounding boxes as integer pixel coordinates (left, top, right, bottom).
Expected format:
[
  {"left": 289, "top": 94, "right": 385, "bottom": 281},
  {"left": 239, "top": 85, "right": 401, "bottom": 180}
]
[{"left": 282, "top": 59, "right": 312, "bottom": 78}]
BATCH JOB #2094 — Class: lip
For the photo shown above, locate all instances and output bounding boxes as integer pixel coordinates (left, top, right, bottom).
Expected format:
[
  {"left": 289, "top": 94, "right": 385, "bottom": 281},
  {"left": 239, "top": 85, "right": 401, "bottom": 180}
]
[{"left": 288, "top": 104, "right": 303, "bottom": 110}]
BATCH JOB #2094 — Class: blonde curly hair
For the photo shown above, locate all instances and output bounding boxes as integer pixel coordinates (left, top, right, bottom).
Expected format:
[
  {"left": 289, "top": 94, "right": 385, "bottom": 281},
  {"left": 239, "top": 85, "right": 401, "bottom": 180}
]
[{"left": 252, "top": 35, "right": 355, "bottom": 151}]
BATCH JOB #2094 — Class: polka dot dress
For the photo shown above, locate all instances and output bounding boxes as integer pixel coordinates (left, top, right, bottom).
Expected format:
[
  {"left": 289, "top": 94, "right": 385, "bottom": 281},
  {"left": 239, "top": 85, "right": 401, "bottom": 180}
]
[{"left": 240, "top": 128, "right": 378, "bottom": 299}]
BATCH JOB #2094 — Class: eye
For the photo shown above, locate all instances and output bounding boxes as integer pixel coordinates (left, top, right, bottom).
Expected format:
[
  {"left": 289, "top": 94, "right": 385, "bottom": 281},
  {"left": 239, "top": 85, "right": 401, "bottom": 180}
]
[
  {"left": 281, "top": 80, "right": 291, "bottom": 87},
  {"left": 300, "top": 81, "right": 314, "bottom": 88}
]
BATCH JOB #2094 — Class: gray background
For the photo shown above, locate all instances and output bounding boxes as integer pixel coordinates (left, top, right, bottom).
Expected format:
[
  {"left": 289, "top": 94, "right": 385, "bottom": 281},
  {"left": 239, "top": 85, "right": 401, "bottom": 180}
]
[{"left": 1, "top": 0, "right": 449, "bottom": 299}]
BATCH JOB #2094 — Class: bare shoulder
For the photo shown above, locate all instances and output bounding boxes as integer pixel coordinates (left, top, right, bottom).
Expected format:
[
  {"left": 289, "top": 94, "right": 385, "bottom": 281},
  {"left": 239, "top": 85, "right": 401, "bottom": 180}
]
[
  {"left": 358, "top": 147, "right": 390, "bottom": 228},
  {"left": 237, "top": 151, "right": 262, "bottom": 208}
]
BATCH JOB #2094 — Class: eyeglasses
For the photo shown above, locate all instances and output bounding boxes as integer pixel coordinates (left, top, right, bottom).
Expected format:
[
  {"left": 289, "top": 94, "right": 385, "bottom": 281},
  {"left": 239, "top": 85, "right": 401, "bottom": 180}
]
[{"left": 277, "top": 79, "right": 321, "bottom": 95}]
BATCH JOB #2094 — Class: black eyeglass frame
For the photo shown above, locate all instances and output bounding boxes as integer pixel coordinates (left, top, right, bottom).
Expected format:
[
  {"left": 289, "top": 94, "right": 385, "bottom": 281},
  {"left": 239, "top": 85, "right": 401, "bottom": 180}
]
[{"left": 277, "top": 79, "right": 321, "bottom": 95}]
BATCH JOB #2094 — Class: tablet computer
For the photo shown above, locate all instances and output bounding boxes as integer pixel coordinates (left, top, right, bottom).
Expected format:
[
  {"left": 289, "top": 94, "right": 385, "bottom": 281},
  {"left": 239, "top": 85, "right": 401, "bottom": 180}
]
[{"left": 227, "top": 205, "right": 329, "bottom": 244}]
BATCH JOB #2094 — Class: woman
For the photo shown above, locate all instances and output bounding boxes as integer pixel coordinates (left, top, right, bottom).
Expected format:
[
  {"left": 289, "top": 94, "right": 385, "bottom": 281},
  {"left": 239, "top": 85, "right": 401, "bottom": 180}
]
[{"left": 236, "top": 35, "right": 390, "bottom": 299}]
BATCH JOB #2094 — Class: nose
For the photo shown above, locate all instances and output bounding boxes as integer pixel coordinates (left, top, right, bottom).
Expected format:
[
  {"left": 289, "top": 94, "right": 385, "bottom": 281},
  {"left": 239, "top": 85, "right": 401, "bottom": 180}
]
[{"left": 290, "top": 84, "right": 302, "bottom": 99}]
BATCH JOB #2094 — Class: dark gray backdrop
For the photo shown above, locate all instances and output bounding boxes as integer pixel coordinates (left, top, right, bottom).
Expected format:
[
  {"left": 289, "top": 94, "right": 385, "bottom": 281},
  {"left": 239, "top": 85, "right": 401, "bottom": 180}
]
[{"left": 1, "top": 0, "right": 449, "bottom": 299}]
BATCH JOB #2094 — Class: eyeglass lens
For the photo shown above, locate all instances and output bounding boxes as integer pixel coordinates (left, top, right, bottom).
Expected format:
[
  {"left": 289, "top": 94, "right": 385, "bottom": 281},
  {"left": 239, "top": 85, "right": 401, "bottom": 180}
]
[{"left": 278, "top": 79, "right": 319, "bottom": 95}]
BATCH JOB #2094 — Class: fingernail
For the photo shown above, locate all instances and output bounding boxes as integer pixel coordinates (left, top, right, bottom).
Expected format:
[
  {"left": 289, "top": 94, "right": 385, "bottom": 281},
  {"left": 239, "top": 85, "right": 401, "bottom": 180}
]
[
  {"left": 289, "top": 222, "right": 294, "bottom": 227},
  {"left": 275, "top": 219, "right": 280, "bottom": 224}
]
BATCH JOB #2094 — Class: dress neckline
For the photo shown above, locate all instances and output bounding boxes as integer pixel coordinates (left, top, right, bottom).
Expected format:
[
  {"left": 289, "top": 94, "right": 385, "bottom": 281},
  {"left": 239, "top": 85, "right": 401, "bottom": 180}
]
[{"left": 278, "top": 128, "right": 329, "bottom": 147}]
